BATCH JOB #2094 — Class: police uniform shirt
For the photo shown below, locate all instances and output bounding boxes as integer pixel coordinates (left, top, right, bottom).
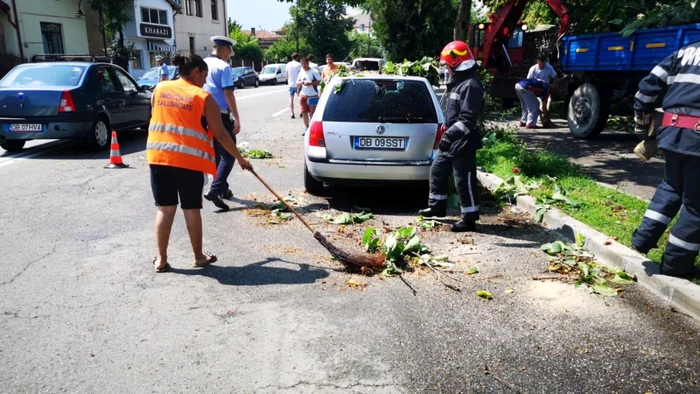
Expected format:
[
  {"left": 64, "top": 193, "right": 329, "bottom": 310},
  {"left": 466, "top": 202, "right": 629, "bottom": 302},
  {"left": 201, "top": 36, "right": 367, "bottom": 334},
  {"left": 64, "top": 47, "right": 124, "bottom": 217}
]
[
  {"left": 203, "top": 54, "right": 235, "bottom": 111},
  {"left": 158, "top": 62, "right": 169, "bottom": 80}
]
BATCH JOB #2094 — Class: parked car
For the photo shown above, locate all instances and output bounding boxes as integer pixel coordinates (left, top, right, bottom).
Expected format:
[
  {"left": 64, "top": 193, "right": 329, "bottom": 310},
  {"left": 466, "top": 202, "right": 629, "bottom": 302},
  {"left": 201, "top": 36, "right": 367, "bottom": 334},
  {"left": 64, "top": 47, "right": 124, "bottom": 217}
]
[
  {"left": 258, "top": 63, "right": 287, "bottom": 85},
  {"left": 303, "top": 75, "right": 445, "bottom": 194},
  {"left": 351, "top": 58, "right": 387, "bottom": 73},
  {"left": 0, "top": 61, "right": 151, "bottom": 151},
  {"left": 232, "top": 66, "right": 259, "bottom": 88},
  {"left": 136, "top": 65, "right": 178, "bottom": 89}
]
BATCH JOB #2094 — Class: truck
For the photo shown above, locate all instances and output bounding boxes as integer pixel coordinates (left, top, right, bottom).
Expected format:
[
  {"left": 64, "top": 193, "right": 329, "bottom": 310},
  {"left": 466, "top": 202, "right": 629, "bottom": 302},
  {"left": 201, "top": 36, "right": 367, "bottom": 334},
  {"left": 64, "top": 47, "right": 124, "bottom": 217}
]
[{"left": 468, "top": 0, "right": 700, "bottom": 139}]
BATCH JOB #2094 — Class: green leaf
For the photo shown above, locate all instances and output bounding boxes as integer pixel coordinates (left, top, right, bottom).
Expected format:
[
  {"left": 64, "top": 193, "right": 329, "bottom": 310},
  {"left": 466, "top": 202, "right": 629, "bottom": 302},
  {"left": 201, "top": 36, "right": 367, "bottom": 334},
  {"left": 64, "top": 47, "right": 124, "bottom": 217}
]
[
  {"left": 575, "top": 233, "right": 586, "bottom": 248},
  {"left": 535, "top": 206, "right": 547, "bottom": 223},
  {"left": 591, "top": 284, "right": 618, "bottom": 297},
  {"left": 541, "top": 241, "right": 563, "bottom": 255},
  {"left": 405, "top": 235, "right": 422, "bottom": 253},
  {"left": 271, "top": 209, "right": 292, "bottom": 221},
  {"left": 248, "top": 149, "right": 273, "bottom": 159},
  {"left": 578, "top": 261, "right": 590, "bottom": 278},
  {"left": 477, "top": 290, "right": 493, "bottom": 300},
  {"left": 362, "top": 228, "right": 380, "bottom": 252},
  {"left": 466, "top": 266, "right": 479, "bottom": 275},
  {"left": 323, "top": 212, "right": 374, "bottom": 225},
  {"left": 416, "top": 215, "right": 442, "bottom": 229},
  {"left": 609, "top": 273, "right": 634, "bottom": 285},
  {"left": 394, "top": 226, "right": 416, "bottom": 240}
]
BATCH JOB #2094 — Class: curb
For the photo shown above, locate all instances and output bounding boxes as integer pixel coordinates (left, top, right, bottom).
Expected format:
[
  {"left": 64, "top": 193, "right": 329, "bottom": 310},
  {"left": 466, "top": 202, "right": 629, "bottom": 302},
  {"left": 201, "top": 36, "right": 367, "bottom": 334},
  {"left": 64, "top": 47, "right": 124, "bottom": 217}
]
[{"left": 477, "top": 170, "right": 700, "bottom": 321}]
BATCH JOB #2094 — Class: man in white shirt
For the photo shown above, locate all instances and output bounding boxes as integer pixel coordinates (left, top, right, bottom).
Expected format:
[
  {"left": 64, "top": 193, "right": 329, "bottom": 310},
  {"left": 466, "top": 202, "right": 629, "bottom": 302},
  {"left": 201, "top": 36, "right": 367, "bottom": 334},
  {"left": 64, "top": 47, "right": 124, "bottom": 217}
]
[
  {"left": 307, "top": 54, "right": 320, "bottom": 72},
  {"left": 285, "top": 53, "right": 302, "bottom": 119},
  {"left": 296, "top": 55, "right": 322, "bottom": 129},
  {"left": 527, "top": 55, "right": 559, "bottom": 128}
]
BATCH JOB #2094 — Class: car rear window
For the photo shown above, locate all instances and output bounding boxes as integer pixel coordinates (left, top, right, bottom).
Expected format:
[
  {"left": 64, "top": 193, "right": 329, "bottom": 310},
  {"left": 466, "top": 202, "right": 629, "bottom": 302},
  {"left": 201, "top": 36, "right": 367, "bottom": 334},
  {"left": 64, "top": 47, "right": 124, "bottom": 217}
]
[
  {"left": 322, "top": 79, "right": 438, "bottom": 123},
  {"left": 0, "top": 65, "right": 86, "bottom": 87}
]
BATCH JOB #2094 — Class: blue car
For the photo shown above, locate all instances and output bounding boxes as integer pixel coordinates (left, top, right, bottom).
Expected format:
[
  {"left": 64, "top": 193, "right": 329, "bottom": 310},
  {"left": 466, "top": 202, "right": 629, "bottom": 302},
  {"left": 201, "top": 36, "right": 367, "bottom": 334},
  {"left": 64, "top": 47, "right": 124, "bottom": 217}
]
[
  {"left": 0, "top": 61, "right": 151, "bottom": 151},
  {"left": 137, "top": 65, "right": 178, "bottom": 89}
]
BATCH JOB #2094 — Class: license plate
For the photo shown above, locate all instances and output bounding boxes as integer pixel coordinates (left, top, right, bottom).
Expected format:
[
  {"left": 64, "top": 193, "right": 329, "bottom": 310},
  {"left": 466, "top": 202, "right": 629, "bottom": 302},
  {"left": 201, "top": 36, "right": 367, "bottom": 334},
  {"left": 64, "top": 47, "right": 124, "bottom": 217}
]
[
  {"left": 10, "top": 124, "right": 42, "bottom": 132},
  {"left": 354, "top": 137, "right": 406, "bottom": 150}
]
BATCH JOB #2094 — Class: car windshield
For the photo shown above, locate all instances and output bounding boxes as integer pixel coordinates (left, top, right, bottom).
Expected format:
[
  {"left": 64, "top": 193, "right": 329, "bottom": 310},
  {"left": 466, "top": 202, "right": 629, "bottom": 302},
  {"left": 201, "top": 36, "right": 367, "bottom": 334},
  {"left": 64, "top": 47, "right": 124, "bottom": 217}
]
[
  {"left": 0, "top": 65, "right": 86, "bottom": 87},
  {"left": 232, "top": 68, "right": 245, "bottom": 76},
  {"left": 353, "top": 60, "right": 380, "bottom": 71},
  {"left": 261, "top": 66, "right": 276, "bottom": 74},
  {"left": 140, "top": 66, "right": 176, "bottom": 80},
  {"left": 323, "top": 79, "right": 437, "bottom": 123}
]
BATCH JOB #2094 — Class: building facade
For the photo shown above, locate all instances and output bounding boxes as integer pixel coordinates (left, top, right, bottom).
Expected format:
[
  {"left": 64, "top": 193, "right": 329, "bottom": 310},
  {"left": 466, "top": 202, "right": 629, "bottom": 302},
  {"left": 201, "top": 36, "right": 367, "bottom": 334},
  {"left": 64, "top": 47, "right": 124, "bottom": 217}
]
[
  {"left": 347, "top": 12, "right": 371, "bottom": 35},
  {"left": 0, "top": 0, "right": 90, "bottom": 60},
  {"left": 173, "top": 0, "right": 227, "bottom": 59}
]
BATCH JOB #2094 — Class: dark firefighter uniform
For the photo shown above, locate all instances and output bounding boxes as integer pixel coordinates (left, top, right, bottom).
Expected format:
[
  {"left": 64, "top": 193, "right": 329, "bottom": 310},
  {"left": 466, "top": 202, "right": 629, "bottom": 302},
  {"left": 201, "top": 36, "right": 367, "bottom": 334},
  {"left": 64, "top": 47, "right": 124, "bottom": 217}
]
[
  {"left": 419, "top": 41, "right": 484, "bottom": 232},
  {"left": 632, "top": 41, "right": 700, "bottom": 278}
]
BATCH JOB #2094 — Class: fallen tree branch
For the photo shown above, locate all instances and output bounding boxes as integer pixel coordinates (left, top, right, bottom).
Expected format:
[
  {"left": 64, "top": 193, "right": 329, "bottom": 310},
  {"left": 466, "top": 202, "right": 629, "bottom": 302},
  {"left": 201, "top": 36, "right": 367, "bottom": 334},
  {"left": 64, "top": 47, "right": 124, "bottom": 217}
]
[
  {"left": 423, "top": 263, "right": 461, "bottom": 292},
  {"left": 532, "top": 275, "right": 570, "bottom": 281},
  {"left": 484, "top": 365, "right": 521, "bottom": 393}
]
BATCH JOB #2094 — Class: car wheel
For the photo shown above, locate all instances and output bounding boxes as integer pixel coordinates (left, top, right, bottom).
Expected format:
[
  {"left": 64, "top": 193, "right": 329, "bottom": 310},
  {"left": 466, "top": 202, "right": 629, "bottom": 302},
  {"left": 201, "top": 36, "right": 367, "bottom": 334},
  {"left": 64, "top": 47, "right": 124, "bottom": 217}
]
[
  {"left": 304, "top": 163, "right": 324, "bottom": 195},
  {"left": 239, "top": 80, "right": 245, "bottom": 89},
  {"left": 567, "top": 82, "right": 609, "bottom": 139},
  {"left": 0, "top": 140, "right": 26, "bottom": 151},
  {"left": 254, "top": 79, "right": 259, "bottom": 88},
  {"left": 88, "top": 117, "right": 111, "bottom": 150},
  {"left": 272, "top": 78, "right": 277, "bottom": 86}
]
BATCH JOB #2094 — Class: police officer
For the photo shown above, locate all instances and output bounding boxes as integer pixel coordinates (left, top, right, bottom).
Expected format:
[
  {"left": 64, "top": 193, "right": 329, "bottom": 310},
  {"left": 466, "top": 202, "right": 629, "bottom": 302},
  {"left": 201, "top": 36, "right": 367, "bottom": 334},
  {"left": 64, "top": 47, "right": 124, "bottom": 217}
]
[
  {"left": 632, "top": 41, "right": 700, "bottom": 279},
  {"left": 202, "top": 35, "right": 241, "bottom": 211},
  {"left": 156, "top": 55, "right": 168, "bottom": 82},
  {"left": 419, "top": 41, "right": 484, "bottom": 232}
]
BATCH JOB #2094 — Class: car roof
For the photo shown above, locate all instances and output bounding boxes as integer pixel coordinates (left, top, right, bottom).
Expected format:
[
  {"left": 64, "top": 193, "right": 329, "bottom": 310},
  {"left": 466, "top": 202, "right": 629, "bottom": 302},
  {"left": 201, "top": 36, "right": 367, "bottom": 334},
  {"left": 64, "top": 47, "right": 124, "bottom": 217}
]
[
  {"left": 353, "top": 58, "right": 384, "bottom": 61},
  {"left": 20, "top": 62, "right": 103, "bottom": 68},
  {"left": 338, "top": 75, "right": 428, "bottom": 82}
]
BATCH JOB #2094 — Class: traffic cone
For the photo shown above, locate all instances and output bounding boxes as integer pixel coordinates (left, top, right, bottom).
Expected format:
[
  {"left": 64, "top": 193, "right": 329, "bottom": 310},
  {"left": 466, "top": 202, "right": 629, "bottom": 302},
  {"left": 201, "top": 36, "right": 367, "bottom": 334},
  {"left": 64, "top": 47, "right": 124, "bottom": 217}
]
[{"left": 105, "top": 131, "right": 129, "bottom": 169}]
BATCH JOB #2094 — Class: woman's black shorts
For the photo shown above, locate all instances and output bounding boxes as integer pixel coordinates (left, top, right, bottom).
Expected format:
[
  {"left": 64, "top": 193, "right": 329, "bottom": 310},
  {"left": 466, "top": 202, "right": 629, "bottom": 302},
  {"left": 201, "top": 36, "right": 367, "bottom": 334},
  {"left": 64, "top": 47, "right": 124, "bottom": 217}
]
[{"left": 150, "top": 164, "right": 205, "bottom": 209}]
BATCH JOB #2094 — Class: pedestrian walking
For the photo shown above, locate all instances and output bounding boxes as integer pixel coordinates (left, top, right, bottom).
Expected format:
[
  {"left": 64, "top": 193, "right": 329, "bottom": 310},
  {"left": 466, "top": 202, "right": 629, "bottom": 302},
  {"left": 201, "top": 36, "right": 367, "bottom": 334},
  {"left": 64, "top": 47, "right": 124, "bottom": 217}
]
[
  {"left": 202, "top": 35, "right": 242, "bottom": 211},
  {"left": 147, "top": 53, "right": 253, "bottom": 273},
  {"left": 632, "top": 42, "right": 700, "bottom": 279},
  {"left": 286, "top": 53, "right": 302, "bottom": 119},
  {"left": 515, "top": 78, "right": 549, "bottom": 129},
  {"left": 297, "top": 55, "right": 321, "bottom": 131},
  {"left": 156, "top": 55, "right": 168, "bottom": 82},
  {"left": 527, "top": 55, "right": 559, "bottom": 127},
  {"left": 419, "top": 41, "right": 484, "bottom": 232}
]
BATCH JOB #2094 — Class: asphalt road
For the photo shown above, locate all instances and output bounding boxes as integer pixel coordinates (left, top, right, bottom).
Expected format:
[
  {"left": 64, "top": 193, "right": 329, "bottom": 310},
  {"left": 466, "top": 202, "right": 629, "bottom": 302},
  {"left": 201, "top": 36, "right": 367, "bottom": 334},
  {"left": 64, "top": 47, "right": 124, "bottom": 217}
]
[{"left": 0, "top": 84, "right": 698, "bottom": 393}]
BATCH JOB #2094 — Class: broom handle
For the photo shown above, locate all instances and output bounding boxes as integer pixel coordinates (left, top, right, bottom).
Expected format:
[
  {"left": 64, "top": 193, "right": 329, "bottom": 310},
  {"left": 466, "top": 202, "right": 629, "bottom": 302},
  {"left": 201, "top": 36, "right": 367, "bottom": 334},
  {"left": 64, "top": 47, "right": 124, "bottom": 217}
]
[{"left": 250, "top": 170, "right": 316, "bottom": 234}]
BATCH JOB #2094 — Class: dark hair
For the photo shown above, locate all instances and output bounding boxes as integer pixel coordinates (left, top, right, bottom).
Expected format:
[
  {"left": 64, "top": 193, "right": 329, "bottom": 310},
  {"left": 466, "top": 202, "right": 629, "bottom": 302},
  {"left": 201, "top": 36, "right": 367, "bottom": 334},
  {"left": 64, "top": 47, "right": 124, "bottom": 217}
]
[
  {"left": 172, "top": 53, "right": 208, "bottom": 77},
  {"left": 292, "top": 52, "right": 299, "bottom": 61},
  {"left": 537, "top": 54, "right": 547, "bottom": 62},
  {"left": 307, "top": 54, "right": 315, "bottom": 62},
  {"left": 325, "top": 53, "right": 334, "bottom": 59}
]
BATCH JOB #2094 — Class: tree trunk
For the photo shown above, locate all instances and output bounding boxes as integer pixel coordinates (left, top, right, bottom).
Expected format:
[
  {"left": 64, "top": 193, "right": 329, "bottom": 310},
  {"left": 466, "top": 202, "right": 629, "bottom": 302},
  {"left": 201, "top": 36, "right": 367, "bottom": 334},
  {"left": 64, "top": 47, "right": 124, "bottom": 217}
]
[{"left": 454, "top": 0, "right": 471, "bottom": 41}]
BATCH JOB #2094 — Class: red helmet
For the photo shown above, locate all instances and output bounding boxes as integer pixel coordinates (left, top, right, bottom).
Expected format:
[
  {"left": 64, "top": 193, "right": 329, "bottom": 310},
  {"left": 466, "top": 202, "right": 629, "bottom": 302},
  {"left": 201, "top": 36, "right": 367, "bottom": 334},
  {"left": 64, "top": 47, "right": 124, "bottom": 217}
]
[{"left": 440, "top": 41, "right": 476, "bottom": 71}]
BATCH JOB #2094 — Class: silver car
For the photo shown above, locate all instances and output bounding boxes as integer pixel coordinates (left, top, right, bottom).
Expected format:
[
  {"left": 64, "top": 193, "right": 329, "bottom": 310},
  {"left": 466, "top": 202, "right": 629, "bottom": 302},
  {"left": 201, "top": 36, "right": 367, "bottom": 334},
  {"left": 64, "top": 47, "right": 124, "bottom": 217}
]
[{"left": 304, "top": 76, "right": 446, "bottom": 194}]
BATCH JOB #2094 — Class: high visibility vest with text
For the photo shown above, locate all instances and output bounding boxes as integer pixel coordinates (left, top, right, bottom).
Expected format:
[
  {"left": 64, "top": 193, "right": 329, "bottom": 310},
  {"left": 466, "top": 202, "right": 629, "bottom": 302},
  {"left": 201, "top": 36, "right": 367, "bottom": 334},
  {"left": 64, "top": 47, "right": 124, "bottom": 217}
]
[{"left": 147, "top": 79, "right": 216, "bottom": 176}]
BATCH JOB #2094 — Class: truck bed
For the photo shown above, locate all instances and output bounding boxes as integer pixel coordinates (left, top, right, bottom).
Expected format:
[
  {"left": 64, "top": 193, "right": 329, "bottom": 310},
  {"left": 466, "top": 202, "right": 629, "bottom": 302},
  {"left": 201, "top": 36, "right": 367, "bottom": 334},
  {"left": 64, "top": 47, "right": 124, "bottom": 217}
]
[{"left": 561, "top": 23, "right": 700, "bottom": 72}]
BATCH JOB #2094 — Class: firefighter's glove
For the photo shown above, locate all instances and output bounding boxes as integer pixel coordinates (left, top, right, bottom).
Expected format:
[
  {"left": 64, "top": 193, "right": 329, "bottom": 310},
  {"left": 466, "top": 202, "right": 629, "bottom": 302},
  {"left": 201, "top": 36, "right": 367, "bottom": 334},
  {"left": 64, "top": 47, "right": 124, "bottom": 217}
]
[
  {"left": 634, "top": 113, "right": 652, "bottom": 141},
  {"left": 438, "top": 134, "right": 453, "bottom": 152}
]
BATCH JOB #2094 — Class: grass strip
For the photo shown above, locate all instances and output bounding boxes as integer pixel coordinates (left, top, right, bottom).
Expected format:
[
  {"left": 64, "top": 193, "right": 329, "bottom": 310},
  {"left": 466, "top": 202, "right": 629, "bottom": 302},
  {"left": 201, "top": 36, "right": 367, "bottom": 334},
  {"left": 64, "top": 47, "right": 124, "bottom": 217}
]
[{"left": 476, "top": 125, "right": 699, "bottom": 284}]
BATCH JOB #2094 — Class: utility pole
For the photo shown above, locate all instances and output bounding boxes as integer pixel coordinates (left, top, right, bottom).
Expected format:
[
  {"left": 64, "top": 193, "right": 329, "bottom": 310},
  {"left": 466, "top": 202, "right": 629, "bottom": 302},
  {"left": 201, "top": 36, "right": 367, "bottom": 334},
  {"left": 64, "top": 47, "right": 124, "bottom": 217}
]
[
  {"left": 97, "top": 0, "right": 107, "bottom": 56},
  {"left": 295, "top": 0, "right": 299, "bottom": 52},
  {"left": 367, "top": 18, "right": 371, "bottom": 56}
]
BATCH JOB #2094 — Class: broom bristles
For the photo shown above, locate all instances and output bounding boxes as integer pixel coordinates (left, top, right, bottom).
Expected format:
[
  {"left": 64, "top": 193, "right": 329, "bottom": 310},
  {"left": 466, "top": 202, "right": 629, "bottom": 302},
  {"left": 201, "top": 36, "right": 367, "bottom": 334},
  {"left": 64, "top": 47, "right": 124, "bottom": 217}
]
[{"left": 314, "top": 232, "right": 385, "bottom": 270}]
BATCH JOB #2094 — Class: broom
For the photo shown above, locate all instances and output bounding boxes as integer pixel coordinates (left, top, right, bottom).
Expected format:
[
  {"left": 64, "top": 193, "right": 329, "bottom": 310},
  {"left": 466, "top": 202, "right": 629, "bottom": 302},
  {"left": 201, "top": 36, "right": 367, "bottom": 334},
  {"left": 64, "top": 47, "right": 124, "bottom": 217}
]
[{"left": 250, "top": 170, "right": 386, "bottom": 270}]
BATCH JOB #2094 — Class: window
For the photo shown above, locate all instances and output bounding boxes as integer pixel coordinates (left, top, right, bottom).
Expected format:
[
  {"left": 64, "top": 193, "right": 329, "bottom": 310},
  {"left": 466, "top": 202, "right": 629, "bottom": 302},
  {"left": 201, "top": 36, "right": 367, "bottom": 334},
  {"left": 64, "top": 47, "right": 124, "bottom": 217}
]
[
  {"left": 211, "top": 0, "right": 218, "bottom": 20},
  {"left": 0, "top": 65, "right": 85, "bottom": 87},
  {"left": 40, "top": 23, "right": 64, "bottom": 54},
  {"left": 189, "top": 37, "right": 195, "bottom": 54},
  {"left": 185, "top": 0, "right": 192, "bottom": 16},
  {"left": 360, "top": 24, "right": 365, "bottom": 32},
  {"left": 194, "top": 0, "right": 202, "bottom": 17},
  {"left": 141, "top": 7, "right": 168, "bottom": 25},
  {"left": 114, "top": 69, "right": 138, "bottom": 92},
  {"left": 131, "top": 50, "right": 143, "bottom": 70},
  {"left": 97, "top": 67, "right": 117, "bottom": 92},
  {"left": 508, "top": 27, "right": 524, "bottom": 49},
  {"left": 322, "top": 79, "right": 438, "bottom": 123}
]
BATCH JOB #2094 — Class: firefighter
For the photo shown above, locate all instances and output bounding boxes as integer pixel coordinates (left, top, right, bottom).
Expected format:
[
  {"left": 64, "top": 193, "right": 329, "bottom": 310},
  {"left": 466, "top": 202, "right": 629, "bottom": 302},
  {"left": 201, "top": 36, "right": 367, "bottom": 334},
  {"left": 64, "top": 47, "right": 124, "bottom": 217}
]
[
  {"left": 631, "top": 42, "right": 700, "bottom": 279},
  {"left": 419, "top": 41, "right": 484, "bottom": 232}
]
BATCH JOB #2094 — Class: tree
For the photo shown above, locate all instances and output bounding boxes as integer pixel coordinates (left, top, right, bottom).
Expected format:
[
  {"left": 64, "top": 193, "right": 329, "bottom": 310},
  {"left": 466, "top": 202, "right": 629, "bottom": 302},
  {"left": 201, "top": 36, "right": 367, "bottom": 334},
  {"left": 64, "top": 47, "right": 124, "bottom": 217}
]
[
  {"left": 348, "top": 30, "right": 383, "bottom": 59},
  {"left": 454, "top": 0, "right": 472, "bottom": 41},
  {"left": 229, "top": 21, "right": 264, "bottom": 62},
  {"left": 290, "top": 0, "right": 355, "bottom": 60},
  {"left": 265, "top": 38, "right": 312, "bottom": 63},
  {"left": 88, "top": 0, "right": 134, "bottom": 68}
]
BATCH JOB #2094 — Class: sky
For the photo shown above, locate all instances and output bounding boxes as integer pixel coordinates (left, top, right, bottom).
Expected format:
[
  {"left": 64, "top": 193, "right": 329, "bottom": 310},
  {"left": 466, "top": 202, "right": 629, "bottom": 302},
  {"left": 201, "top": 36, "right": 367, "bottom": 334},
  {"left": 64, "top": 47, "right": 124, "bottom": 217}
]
[{"left": 225, "top": 0, "right": 361, "bottom": 32}]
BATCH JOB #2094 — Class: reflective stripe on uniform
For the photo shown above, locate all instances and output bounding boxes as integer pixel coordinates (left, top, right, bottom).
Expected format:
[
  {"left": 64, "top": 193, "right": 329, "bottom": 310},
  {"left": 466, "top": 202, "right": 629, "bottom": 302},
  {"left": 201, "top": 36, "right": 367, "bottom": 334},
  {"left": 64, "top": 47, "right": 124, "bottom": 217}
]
[
  {"left": 454, "top": 122, "right": 468, "bottom": 132},
  {"left": 667, "top": 73, "right": 700, "bottom": 86},
  {"left": 644, "top": 209, "right": 672, "bottom": 225},
  {"left": 148, "top": 123, "right": 210, "bottom": 143},
  {"left": 147, "top": 141, "right": 215, "bottom": 163},
  {"left": 650, "top": 65, "right": 668, "bottom": 81},
  {"left": 635, "top": 91, "right": 657, "bottom": 103},
  {"left": 449, "top": 92, "right": 460, "bottom": 101},
  {"left": 430, "top": 193, "right": 448, "bottom": 201},
  {"left": 467, "top": 171, "right": 475, "bottom": 207},
  {"left": 461, "top": 205, "right": 479, "bottom": 213},
  {"left": 668, "top": 234, "right": 700, "bottom": 251}
]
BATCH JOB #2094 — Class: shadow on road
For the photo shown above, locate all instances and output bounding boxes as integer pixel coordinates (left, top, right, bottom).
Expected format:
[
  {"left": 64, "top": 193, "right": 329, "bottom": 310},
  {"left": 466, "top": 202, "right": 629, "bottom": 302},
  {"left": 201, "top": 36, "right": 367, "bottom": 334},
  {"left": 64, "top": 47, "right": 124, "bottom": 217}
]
[{"left": 168, "top": 257, "right": 330, "bottom": 286}]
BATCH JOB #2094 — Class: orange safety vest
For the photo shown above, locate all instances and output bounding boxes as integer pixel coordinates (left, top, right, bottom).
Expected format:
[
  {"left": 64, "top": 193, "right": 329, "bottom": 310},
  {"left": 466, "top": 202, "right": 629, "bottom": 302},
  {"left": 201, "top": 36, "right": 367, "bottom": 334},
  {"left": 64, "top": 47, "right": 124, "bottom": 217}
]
[{"left": 147, "top": 78, "right": 217, "bottom": 176}]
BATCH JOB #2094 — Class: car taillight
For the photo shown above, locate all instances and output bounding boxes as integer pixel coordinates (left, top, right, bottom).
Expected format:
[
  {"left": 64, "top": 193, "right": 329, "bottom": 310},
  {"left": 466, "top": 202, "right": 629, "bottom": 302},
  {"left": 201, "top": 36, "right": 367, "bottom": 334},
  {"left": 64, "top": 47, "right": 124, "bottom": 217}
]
[
  {"left": 309, "top": 121, "right": 325, "bottom": 147},
  {"left": 434, "top": 124, "right": 448, "bottom": 149},
  {"left": 59, "top": 90, "right": 76, "bottom": 113}
]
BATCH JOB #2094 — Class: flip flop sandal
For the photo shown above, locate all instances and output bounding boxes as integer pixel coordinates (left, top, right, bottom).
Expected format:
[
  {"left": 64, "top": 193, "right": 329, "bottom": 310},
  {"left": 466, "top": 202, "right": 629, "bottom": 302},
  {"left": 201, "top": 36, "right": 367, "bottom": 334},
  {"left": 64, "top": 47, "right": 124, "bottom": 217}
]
[
  {"left": 194, "top": 252, "right": 218, "bottom": 268},
  {"left": 153, "top": 257, "right": 170, "bottom": 273}
]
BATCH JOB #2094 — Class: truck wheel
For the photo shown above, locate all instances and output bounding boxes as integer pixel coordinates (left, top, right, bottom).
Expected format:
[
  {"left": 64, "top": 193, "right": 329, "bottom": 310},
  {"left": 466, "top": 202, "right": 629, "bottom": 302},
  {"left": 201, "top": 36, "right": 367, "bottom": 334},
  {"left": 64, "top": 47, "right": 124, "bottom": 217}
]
[
  {"left": 567, "top": 83, "right": 609, "bottom": 139},
  {"left": 304, "top": 163, "right": 324, "bottom": 195},
  {"left": 0, "top": 140, "right": 26, "bottom": 151}
]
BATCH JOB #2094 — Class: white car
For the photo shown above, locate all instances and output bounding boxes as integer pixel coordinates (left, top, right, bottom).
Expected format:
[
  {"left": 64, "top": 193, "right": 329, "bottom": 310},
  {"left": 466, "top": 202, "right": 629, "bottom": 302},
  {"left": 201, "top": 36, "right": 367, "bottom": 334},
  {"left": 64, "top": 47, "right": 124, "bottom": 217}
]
[
  {"left": 304, "top": 75, "right": 446, "bottom": 195},
  {"left": 351, "top": 58, "right": 387, "bottom": 73},
  {"left": 258, "top": 63, "right": 286, "bottom": 85}
]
